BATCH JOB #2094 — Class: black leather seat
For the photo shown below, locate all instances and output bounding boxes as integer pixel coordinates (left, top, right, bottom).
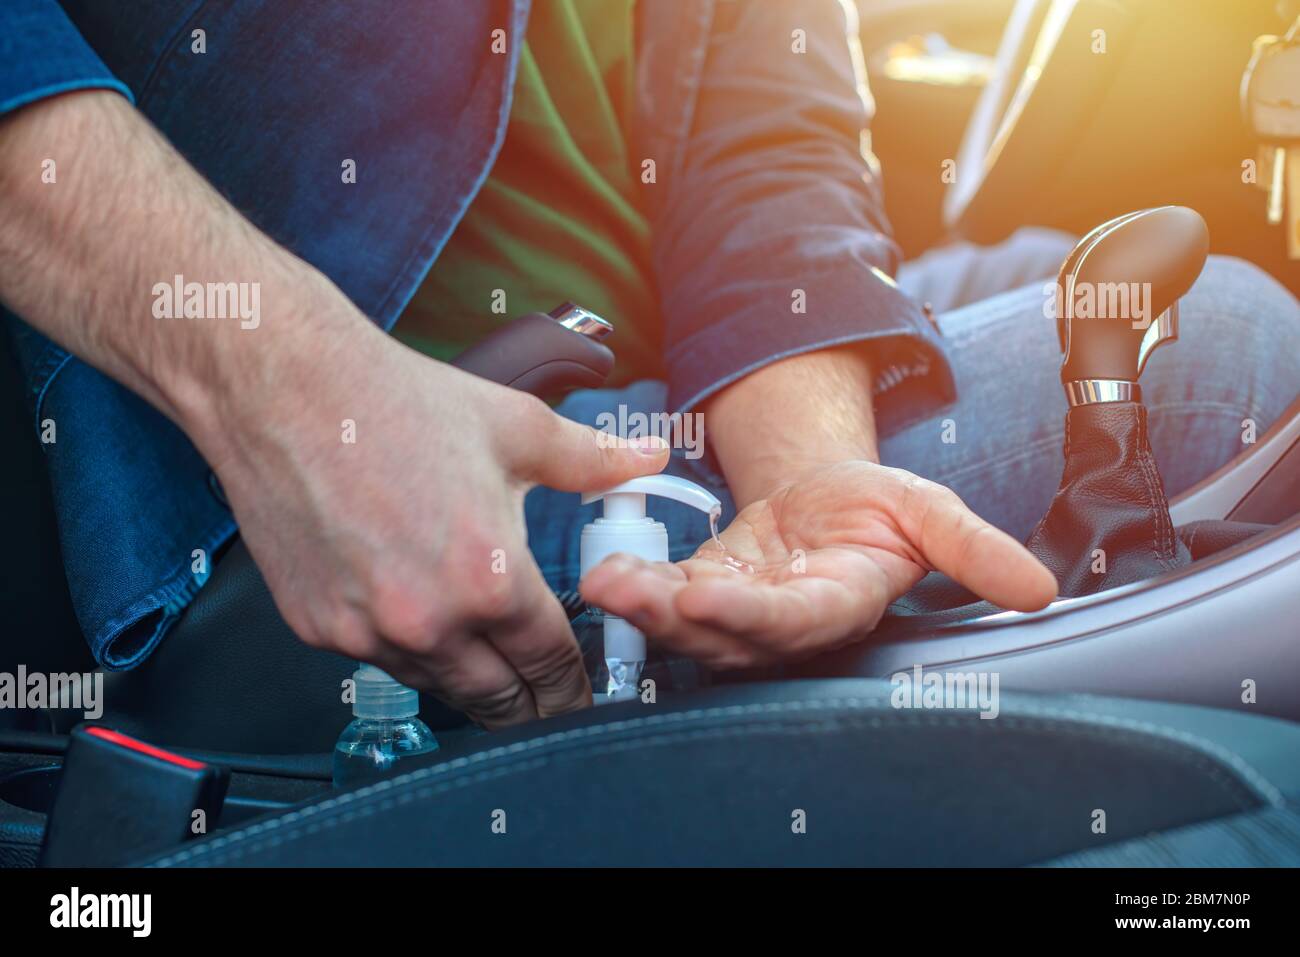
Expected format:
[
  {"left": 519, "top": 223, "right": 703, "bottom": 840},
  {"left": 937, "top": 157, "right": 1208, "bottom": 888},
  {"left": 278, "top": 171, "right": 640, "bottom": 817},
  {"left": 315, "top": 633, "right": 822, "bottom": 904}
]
[{"left": 134, "top": 679, "right": 1300, "bottom": 867}]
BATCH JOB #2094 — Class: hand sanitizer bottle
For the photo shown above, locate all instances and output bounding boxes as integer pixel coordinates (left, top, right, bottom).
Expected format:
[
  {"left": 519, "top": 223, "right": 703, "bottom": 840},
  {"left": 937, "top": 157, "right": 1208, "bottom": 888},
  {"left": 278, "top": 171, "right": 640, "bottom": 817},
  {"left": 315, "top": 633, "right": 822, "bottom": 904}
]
[
  {"left": 332, "top": 664, "right": 439, "bottom": 788},
  {"left": 580, "top": 474, "right": 721, "bottom": 703}
]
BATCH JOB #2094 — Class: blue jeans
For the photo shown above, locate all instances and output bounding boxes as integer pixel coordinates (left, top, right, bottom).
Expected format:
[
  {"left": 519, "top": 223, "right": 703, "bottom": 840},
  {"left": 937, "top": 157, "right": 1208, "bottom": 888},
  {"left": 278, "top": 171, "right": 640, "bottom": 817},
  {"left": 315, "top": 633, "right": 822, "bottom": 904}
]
[{"left": 526, "top": 229, "right": 1300, "bottom": 594}]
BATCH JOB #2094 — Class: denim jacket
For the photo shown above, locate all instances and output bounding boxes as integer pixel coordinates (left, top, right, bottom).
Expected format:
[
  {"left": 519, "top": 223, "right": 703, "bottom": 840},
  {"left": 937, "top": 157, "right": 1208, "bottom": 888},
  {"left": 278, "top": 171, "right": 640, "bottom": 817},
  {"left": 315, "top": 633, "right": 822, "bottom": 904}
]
[{"left": 0, "top": 0, "right": 954, "bottom": 668}]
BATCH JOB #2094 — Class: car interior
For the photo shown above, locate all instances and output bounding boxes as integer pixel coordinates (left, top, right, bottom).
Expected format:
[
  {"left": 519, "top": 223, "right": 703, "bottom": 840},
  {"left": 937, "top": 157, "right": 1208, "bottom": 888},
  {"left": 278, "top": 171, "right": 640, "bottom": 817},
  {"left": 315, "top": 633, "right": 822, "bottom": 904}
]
[{"left": 2, "top": 0, "right": 1299, "bottom": 868}]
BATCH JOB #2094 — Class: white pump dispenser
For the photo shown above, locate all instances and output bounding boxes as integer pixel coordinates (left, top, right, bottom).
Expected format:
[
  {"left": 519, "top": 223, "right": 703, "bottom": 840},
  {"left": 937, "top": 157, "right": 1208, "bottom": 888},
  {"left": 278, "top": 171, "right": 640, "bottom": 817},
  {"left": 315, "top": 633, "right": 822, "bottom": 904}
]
[{"left": 580, "top": 474, "right": 722, "bottom": 702}]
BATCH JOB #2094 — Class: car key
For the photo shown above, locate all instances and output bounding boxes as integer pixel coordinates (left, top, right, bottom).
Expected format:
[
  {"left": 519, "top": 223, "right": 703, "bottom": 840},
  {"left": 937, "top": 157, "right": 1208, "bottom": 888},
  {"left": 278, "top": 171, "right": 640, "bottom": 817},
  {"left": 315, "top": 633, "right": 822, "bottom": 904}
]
[{"left": 1242, "top": 24, "right": 1300, "bottom": 252}]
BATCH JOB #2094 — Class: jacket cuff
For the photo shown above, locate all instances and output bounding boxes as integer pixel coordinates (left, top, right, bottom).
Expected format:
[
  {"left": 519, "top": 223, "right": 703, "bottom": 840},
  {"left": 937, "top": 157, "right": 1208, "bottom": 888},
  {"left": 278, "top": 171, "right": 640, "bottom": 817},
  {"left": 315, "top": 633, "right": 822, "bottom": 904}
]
[
  {"left": 666, "top": 266, "right": 957, "bottom": 439},
  {"left": 0, "top": 1, "right": 134, "bottom": 116}
]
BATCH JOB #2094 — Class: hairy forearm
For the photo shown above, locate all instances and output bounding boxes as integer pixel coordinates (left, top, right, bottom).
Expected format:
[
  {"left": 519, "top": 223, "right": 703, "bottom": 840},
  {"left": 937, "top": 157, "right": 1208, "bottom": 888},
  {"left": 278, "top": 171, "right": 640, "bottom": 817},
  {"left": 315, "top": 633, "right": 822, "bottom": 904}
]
[
  {"left": 704, "top": 344, "right": 880, "bottom": 508},
  {"left": 0, "top": 91, "right": 376, "bottom": 458}
]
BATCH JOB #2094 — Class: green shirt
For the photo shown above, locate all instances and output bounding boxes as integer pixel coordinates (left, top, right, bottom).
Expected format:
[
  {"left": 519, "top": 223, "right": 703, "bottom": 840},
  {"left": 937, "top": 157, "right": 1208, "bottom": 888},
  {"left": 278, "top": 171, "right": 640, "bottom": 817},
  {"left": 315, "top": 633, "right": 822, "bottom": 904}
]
[{"left": 394, "top": 0, "right": 660, "bottom": 384}]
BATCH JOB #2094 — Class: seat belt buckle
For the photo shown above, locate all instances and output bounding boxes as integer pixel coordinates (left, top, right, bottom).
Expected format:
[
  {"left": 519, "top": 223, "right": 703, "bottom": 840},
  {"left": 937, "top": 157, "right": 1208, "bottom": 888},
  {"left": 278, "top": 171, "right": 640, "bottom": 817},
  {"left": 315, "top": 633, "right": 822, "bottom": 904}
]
[{"left": 38, "top": 725, "right": 229, "bottom": 867}]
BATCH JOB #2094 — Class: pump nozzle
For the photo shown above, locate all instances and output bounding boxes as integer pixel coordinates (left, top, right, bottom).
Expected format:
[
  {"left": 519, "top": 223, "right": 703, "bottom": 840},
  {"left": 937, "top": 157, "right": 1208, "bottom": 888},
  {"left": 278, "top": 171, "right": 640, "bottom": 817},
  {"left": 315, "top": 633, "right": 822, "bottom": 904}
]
[{"left": 582, "top": 474, "right": 722, "bottom": 515}]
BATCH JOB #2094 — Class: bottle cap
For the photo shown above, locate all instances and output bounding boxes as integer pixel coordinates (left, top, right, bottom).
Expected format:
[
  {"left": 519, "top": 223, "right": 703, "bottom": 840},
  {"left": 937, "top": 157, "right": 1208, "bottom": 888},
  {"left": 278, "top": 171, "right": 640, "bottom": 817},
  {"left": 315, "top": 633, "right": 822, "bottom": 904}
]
[{"left": 352, "top": 664, "right": 419, "bottom": 719}]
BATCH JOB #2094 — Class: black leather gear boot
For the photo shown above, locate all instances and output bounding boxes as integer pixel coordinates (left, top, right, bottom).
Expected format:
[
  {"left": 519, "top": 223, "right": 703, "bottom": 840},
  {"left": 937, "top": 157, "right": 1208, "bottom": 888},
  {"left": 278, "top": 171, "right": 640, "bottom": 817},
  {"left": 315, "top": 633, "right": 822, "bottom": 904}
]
[{"left": 1025, "top": 399, "right": 1189, "bottom": 596}]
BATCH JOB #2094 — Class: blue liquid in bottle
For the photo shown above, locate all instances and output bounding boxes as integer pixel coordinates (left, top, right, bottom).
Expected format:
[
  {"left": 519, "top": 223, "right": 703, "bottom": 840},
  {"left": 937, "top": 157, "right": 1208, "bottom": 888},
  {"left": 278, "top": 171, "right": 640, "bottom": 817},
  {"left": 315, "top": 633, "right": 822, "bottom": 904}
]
[{"left": 333, "top": 665, "right": 438, "bottom": 788}]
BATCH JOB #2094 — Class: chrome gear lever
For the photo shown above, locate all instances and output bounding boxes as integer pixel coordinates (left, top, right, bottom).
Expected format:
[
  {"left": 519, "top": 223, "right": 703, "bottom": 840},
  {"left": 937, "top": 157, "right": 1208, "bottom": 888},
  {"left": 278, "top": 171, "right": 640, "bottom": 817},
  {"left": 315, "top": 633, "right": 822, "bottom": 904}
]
[{"left": 1055, "top": 206, "right": 1209, "bottom": 405}]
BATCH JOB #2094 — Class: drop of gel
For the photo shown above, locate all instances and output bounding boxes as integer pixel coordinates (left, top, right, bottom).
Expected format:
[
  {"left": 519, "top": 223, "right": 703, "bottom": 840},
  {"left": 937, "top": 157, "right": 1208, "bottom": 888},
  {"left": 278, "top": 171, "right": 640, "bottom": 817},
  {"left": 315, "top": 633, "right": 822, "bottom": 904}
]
[{"left": 708, "top": 506, "right": 755, "bottom": 574}]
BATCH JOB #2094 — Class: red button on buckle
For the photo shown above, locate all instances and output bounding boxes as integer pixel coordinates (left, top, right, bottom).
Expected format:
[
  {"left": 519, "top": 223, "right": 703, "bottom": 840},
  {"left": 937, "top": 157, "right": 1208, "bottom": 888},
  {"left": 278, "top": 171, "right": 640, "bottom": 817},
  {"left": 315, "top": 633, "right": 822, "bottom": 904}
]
[{"left": 84, "top": 726, "right": 207, "bottom": 771}]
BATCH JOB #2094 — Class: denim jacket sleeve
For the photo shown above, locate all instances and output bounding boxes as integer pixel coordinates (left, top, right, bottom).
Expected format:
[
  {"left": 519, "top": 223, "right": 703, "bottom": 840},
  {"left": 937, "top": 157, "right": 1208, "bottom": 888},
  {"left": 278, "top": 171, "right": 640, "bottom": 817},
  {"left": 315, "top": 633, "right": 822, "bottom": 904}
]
[
  {"left": 643, "top": 0, "right": 955, "bottom": 434},
  {"left": 0, "top": 1, "right": 134, "bottom": 115}
]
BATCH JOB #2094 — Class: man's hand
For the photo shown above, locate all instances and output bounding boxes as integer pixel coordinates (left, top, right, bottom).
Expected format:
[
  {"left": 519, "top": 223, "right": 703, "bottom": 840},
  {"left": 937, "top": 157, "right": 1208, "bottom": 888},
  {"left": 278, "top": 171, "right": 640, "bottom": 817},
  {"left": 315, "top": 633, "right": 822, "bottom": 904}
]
[
  {"left": 0, "top": 91, "right": 669, "bottom": 727},
  {"left": 204, "top": 330, "right": 669, "bottom": 727},
  {"left": 580, "top": 345, "right": 1056, "bottom": 668},
  {"left": 580, "top": 459, "right": 1056, "bottom": 668}
]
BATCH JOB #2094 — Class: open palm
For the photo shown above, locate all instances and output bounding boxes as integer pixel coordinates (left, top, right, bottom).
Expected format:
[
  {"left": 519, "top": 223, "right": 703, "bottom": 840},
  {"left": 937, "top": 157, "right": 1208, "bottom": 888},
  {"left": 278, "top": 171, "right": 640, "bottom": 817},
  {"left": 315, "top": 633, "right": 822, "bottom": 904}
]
[{"left": 579, "top": 461, "right": 1057, "bottom": 669}]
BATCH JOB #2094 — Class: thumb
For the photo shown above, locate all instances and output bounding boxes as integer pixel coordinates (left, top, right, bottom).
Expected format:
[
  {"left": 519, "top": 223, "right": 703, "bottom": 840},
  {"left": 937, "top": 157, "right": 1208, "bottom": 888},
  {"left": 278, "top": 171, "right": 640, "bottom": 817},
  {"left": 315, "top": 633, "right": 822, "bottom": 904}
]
[
  {"left": 902, "top": 478, "right": 1058, "bottom": 612},
  {"left": 513, "top": 409, "right": 670, "bottom": 492}
]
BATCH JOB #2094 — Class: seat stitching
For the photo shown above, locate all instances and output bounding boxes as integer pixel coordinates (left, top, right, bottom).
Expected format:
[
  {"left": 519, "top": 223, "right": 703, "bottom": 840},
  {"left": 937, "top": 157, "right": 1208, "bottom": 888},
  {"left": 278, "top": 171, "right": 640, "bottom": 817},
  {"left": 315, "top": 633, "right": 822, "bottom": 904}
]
[
  {"left": 149, "top": 696, "right": 1287, "bottom": 866},
  {"left": 161, "top": 716, "right": 1259, "bottom": 866}
]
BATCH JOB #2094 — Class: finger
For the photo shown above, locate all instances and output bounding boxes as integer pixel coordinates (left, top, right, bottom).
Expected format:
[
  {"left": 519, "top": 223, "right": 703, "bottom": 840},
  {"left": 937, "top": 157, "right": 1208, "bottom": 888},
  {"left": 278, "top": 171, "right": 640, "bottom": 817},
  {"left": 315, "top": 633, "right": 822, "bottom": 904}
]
[
  {"left": 901, "top": 477, "right": 1057, "bottom": 611},
  {"left": 675, "top": 549, "right": 890, "bottom": 653},
  {"left": 294, "top": 605, "right": 447, "bottom": 695},
  {"left": 508, "top": 400, "right": 669, "bottom": 492},
  {"left": 350, "top": 643, "right": 437, "bottom": 693},
  {"left": 484, "top": 565, "right": 592, "bottom": 720},
  {"left": 370, "top": 622, "right": 541, "bottom": 730},
  {"left": 430, "top": 634, "right": 542, "bottom": 730},
  {"left": 581, "top": 555, "right": 777, "bottom": 668}
]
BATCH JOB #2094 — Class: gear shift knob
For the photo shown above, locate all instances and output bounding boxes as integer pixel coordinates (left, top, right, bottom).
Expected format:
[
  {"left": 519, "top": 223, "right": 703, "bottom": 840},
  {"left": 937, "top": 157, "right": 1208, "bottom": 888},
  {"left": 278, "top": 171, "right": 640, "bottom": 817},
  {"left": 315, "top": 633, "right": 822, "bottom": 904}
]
[{"left": 1056, "top": 206, "right": 1208, "bottom": 404}]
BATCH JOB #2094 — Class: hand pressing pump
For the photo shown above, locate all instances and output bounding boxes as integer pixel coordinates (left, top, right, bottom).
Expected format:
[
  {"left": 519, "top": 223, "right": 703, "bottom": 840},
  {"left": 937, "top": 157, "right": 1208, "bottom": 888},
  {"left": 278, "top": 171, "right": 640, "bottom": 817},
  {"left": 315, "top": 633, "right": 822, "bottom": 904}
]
[
  {"left": 1027, "top": 206, "right": 1210, "bottom": 596},
  {"left": 333, "top": 303, "right": 615, "bottom": 785},
  {"left": 580, "top": 474, "right": 721, "bottom": 702}
]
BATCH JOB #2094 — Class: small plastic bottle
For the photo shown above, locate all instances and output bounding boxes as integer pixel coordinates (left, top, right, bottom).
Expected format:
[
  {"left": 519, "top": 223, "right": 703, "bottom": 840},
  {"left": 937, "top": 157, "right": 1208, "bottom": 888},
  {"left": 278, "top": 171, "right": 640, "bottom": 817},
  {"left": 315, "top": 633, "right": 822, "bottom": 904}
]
[{"left": 332, "top": 664, "right": 439, "bottom": 788}]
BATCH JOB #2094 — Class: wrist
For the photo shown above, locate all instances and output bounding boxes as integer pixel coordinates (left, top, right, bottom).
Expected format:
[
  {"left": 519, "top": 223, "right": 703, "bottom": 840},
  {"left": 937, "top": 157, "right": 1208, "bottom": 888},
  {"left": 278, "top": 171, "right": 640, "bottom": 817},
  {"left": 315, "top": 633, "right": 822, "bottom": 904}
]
[
  {"left": 705, "top": 345, "right": 880, "bottom": 506},
  {"left": 167, "top": 268, "right": 384, "bottom": 472},
  {"left": 722, "top": 445, "right": 879, "bottom": 504}
]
